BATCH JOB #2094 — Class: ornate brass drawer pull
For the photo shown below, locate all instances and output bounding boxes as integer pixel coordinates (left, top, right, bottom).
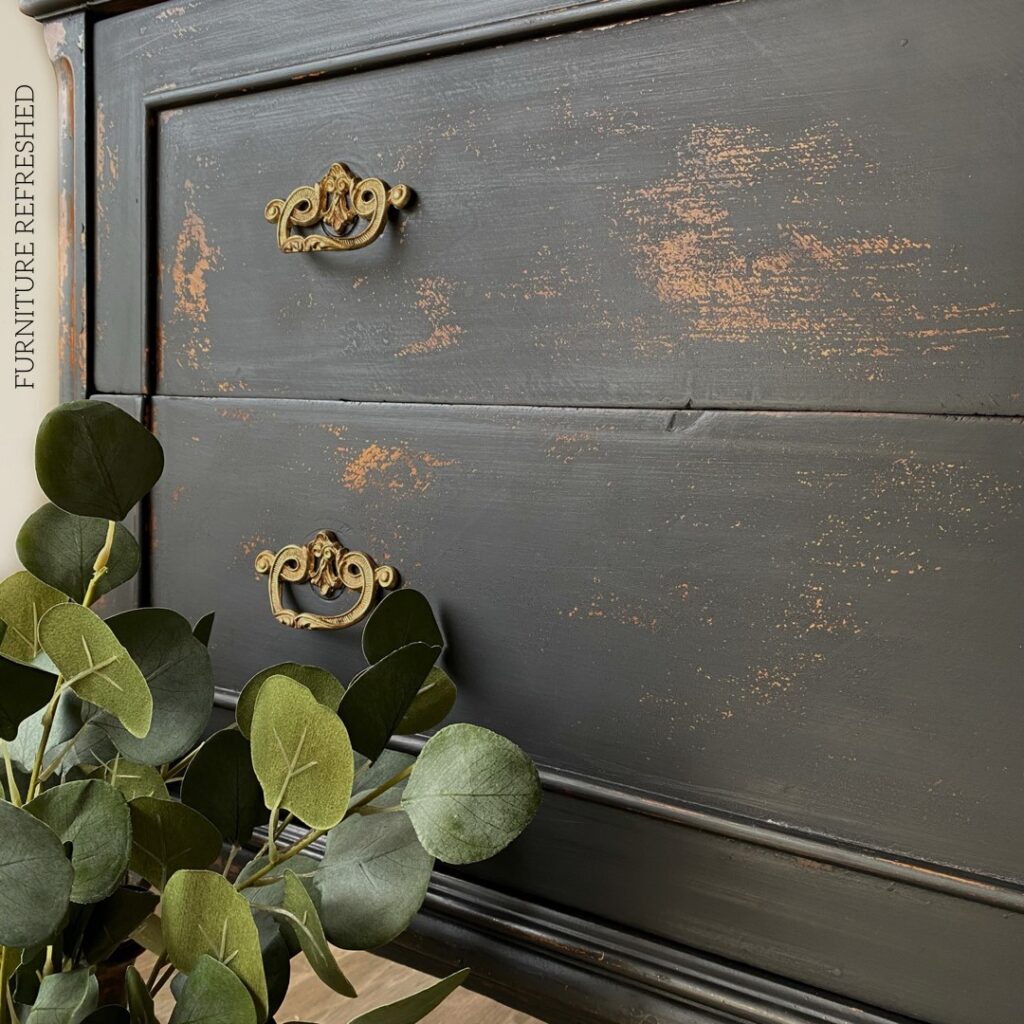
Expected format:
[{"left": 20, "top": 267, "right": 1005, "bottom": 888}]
[
  {"left": 264, "top": 162, "right": 411, "bottom": 253},
  {"left": 254, "top": 530, "right": 398, "bottom": 629}
]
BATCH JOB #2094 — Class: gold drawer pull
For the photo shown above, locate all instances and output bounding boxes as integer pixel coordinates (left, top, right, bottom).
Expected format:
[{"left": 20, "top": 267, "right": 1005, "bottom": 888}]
[
  {"left": 264, "top": 162, "right": 411, "bottom": 253},
  {"left": 254, "top": 530, "right": 398, "bottom": 629}
]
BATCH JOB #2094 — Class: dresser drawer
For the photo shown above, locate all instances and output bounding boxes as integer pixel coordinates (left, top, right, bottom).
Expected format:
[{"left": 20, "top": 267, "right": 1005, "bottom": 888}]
[
  {"left": 94, "top": 0, "right": 1024, "bottom": 413},
  {"left": 142, "top": 395, "right": 1024, "bottom": 1024}
]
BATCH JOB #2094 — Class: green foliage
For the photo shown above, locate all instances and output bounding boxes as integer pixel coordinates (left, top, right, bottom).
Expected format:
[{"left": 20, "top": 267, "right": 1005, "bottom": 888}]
[
  {"left": 125, "top": 966, "right": 157, "bottom": 1024},
  {"left": 347, "top": 969, "right": 470, "bottom": 1024},
  {"left": 1, "top": 399, "right": 541, "bottom": 1024},
  {"left": 0, "top": 571, "right": 67, "bottom": 666},
  {"left": 99, "top": 609, "right": 213, "bottom": 765},
  {"left": 278, "top": 871, "right": 355, "bottom": 997},
  {"left": 394, "top": 668, "right": 457, "bottom": 736},
  {"left": 339, "top": 643, "right": 439, "bottom": 760},
  {"left": 39, "top": 603, "right": 153, "bottom": 739},
  {"left": 235, "top": 663, "right": 343, "bottom": 739},
  {"left": 128, "top": 798, "right": 222, "bottom": 890},
  {"left": 80, "top": 887, "right": 159, "bottom": 964},
  {"left": 17, "top": 505, "right": 140, "bottom": 604},
  {"left": 162, "top": 872, "right": 268, "bottom": 1023},
  {"left": 401, "top": 724, "right": 542, "bottom": 864},
  {"left": 250, "top": 675, "right": 353, "bottom": 830},
  {"left": 168, "top": 955, "right": 256, "bottom": 1024},
  {"left": 180, "top": 729, "right": 266, "bottom": 844},
  {"left": 34, "top": 401, "right": 163, "bottom": 522},
  {"left": 361, "top": 589, "right": 443, "bottom": 665},
  {"left": 0, "top": 655, "right": 55, "bottom": 742},
  {"left": 24, "top": 968, "right": 98, "bottom": 1024},
  {"left": 26, "top": 779, "right": 131, "bottom": 903},
  {"left": 0, "top": 800, "right": 74, "bottom": 947},
  {"left": 313, "top": 810, "right": 433, "bottom": 951}
]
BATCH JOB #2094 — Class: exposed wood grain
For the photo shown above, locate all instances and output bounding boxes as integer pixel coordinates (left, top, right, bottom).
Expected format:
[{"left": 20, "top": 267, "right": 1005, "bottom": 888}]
[
  {"left": 43, "top": 14, "right": 88, "bottom": 401},
  {"left": 144, "top": 950, "right": 542, "bottom": 1024},
  {"left": 143, "top": 396, "right": 1023, "bottom": 884},
  {"left": 96, "top": 0, "right": 1024, "bottom": 412}
]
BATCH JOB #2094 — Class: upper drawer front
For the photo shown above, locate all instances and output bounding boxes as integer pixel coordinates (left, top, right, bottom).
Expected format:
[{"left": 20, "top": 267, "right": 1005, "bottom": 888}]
[{"left": 94, "top": 0, "right": 1024, "bottom": 413}]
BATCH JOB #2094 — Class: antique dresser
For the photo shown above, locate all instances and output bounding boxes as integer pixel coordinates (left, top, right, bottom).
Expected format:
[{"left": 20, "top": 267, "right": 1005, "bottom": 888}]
[{"left": 24, "top": 0, "right": 1024, "bottom": 1021}]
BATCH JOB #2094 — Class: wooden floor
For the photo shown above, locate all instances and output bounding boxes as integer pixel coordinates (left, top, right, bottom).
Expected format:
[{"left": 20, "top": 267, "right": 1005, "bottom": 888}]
[{"left": 150, "top": 951, "right": 544, "bottom": 1023}]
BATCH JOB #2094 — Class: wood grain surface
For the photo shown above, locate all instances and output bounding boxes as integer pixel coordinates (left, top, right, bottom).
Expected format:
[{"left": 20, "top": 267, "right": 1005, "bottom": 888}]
[
  {"left": 144, "top": 951, "right": 542, "bottom": 1024},
  {"left": 97, "top": 0, "right": 1024, "bottom": 413}
]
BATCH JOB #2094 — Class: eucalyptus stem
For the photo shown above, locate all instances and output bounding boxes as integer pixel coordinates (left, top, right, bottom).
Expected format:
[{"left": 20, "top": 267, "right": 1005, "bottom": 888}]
[
  {"left": 150, "top": 963, "right": 176, "bottom": 998},
  {"left": 144, "top": 952, "right": 167, "bottom": 991},
  {"left": 25, "top": 522, "right": 116, "bottom": 803},
  {"left": 1, "top": 742, "right": 22, "bottom": 807},
  {"left": 344, "top": 762, "right": 413, "bottom": 817},
  {"left": 222, "top": 842, "right": 241, "bottom": 878},
  {"left": 25, "top": 682, "right": 64, "bottom": 802},
  {"left": 235, "top": 827, "right": 326, "bottom": 891},
  {"left": 80, "top": 520, "right": 116, "bottom": 610},
  {"left": 163, "top": 742, "right": 203, "bottom": 782}
]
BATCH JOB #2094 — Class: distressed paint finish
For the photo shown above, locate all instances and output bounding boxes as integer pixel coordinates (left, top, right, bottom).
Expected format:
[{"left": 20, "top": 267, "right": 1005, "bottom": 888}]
[
  {"left": 44, "top": 14, "right": 88, "bottom": 400},
  {"left": 142, "top": 395, "right": 1024, "bottom": 1023},
  {"left": 30, "top": 0, "right": 1024, "bottom": 1018},
  {"left": 144, "top": 397, "right": 1024, "bottom": 884},
  {"left": 101, "top": 0, "right": 1024, "bottom": 411}
]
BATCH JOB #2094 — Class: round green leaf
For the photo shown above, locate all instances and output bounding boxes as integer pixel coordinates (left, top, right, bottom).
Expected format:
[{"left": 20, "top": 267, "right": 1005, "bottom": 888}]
[
  {"left": 277, "top": 870, "right": 356, "bottom": 997},
  {"left": 0, "top": 571, "right": 68, "bottom": 666},
  {"left": 7, "top": 691, "right": 81, "bottom": 773},
  {"left": 314, "top": 810, "right": 433, "bottom": 950},
  {"left": 181, "top": 728, "right": 267, "bottom": 844},
  {"left": 39, "top": 603, "right": 153, "bottom": 739},
  {"left": 26, "top": 778, "right": 131, "bottom": 904},
  {"left": 401, "top": 723, "right": 541, "bottom": 865},
  {"left": 236, "top": 663, "right": 343, "bottom": 739},
  {"left": 192, "top": 612, "right": 216, "bottom": 647},
  {"left": 0, "top": 654, "right": 56, "bottom": 742},
  {"left": 104, "top": 756, "right": 169, "bottom": 802},
  {"left": 0, "top": 800, "right": 74, "bottom": 948},
  {"left": 25, "top": 967, "right": 98, "bottom": 1024},
  {"left": 80, "top": 886, "right": 159, "bottom": 964},
  {"left": 128, "top": 796, "right": 221, "bottom": 889},
  {"left": 99, "top": 609, "right": 213, "bottom": 764},
  {"left": 347, "top": 969, "right": 469, "bottom": 1024},
  {"left": 361, "top": 590, "right": 442, "bottom": 665},
  {"left": 394, "top": 668, "right": 456, "bottom": 736},
  {"left": 162, "top": 871, "right": 268, "bottom": 1023},
  {"left": 17, "top": 504, "right": 141, "bottom": 603},
  {"left": 169, "top": 954, "right": 257, "bottom": 1024},
  {"left": 125, "top": 965, "right": 156, "bottom": 1024},
  {"left": 35, "top": 400, "right": 164, "bottom": 521},
  {"left": 250, "top": 675, "right": 354, "bottom": 830},
  {"left": 253, "top": 912, "right": 290, "bottom": 1019},
  {"left": 339, "top": 644, "right": 439, "bottom": 761}
]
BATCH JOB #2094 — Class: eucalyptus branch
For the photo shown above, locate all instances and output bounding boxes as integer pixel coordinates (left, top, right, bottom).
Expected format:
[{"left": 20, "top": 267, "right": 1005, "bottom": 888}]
[
  {"left": 222, "top": 842, "right": 241, "bottom": 879},
  {"left": 1, "top": 742, "right": 22, "bottom": 807},
  {"left": 235, "top": 827, "right": 326, "bottom": 891},
  {"left": 163, "top": 742, "right": 204, "bottom": 782},
  {"left": 25, "top": 681, "right": 65, "bottom": 802},
  {"left": 80, "top": 520, "right": 116, "bottom": 610},
  {"left": 144, "top": 952, "right": 168, "bottom": 991},
  {"left": 150, "top": 963, "right": 176, "bottom": 998},
  {"left": 344, "top": 762, "right": 413, "bottom": 817}
]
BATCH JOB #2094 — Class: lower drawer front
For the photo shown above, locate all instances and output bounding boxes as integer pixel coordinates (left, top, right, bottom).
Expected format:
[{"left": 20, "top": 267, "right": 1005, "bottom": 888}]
[{"left": 143, "top": 395, "right": 1023, "bottom": 1024}]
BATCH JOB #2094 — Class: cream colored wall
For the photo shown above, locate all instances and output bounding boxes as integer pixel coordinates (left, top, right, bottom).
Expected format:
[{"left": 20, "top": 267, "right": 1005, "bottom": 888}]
[{"left": 0, "top": 8, "right": 58, "bottom": 576}]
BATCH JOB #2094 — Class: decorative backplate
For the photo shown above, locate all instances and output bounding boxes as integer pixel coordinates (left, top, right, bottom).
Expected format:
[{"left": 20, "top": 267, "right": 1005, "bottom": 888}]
[
  {"left": 264, "top": 162, "right": 411, "bottom": 253},
  {"left": 254, "top": 530, "right": 398, "bottom": 629}
]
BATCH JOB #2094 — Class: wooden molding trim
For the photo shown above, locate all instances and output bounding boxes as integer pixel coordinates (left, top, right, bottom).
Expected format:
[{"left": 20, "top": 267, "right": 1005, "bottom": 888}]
[
  {"left": 214, "top": 688, "right": 1024, "bottom": 917},
  {"left": 244, "top": 821, "right": 915, "bottom": 1024},
  {"left": 21, "top": 0, "right": 157, "bottom": 19}
]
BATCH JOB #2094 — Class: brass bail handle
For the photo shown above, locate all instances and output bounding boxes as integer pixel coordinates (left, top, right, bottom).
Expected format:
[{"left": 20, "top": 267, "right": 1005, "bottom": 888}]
[
  {"left": 254, "top": 530, "right": 398, "bottom": 630},
  {"left": 264, "top": 162, "right": 411, "bottom": 253}
]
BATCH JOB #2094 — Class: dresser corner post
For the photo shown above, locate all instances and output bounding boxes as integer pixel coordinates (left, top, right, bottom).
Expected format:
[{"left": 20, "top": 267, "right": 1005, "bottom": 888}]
[{"left": 41, "top": 10, "right": 90, "bottom": 403}]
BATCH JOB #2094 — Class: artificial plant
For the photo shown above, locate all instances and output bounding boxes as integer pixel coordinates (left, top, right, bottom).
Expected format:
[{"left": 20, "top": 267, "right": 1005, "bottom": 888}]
[{"left": 0, "top": 400, "right": 542, "bottom": 1024}]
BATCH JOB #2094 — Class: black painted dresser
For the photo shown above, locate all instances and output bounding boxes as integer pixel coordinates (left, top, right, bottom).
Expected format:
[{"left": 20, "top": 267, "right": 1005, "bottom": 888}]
[{"left": 24, "top": 0, "right": 1024, "bottom": 1021}]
